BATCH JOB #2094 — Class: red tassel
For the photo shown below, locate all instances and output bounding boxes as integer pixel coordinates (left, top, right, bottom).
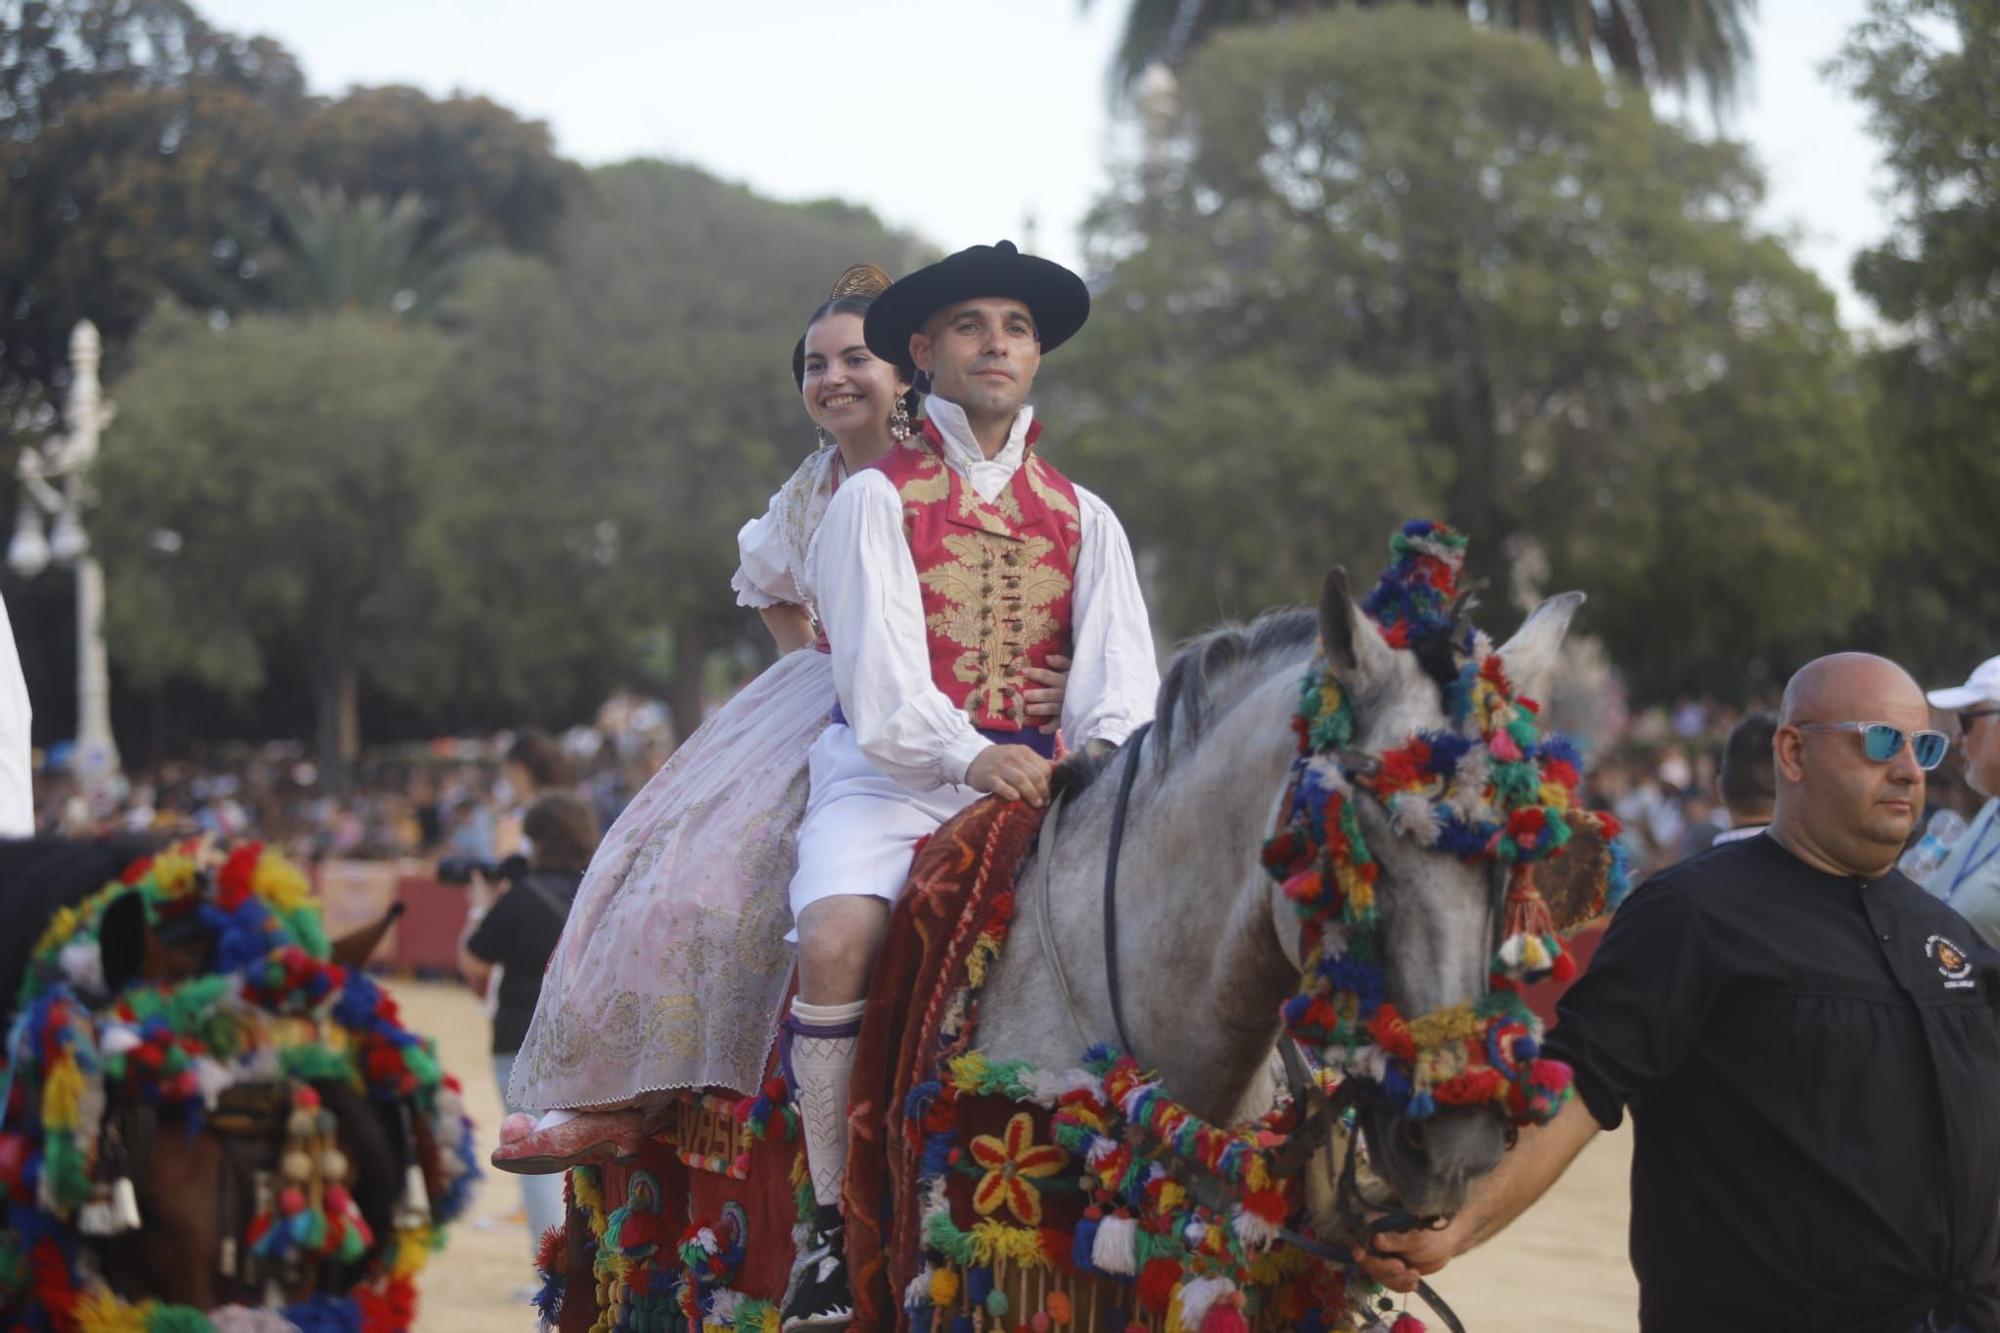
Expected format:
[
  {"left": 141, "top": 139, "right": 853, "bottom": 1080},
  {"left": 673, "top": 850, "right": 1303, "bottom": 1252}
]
[
  {"left": 1201, "top": 1292, "right": 1250, "bottom": 1333},
  {"left": 1551, "top": 950, "right": 1577, "bottom": 983},
  {"left": 1391, "top": 1315, "right": 1427, "bottom": 1332},
  {"left": 1503, "top": 875, "right": 1554, "bottom": 940},
  {"left": 1137, "top": 1257, "right": 1180, "bottom": 1314}
]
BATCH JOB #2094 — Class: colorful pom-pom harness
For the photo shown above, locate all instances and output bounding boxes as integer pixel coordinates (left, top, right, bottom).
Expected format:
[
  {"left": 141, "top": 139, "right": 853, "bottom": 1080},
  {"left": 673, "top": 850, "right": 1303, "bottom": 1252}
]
[
  {"left": 1263, "top": 521, "right": 1631, "bottom": 1126},
  {"left": 0, "top": 840, "right": 479, "bottom": 1333}
]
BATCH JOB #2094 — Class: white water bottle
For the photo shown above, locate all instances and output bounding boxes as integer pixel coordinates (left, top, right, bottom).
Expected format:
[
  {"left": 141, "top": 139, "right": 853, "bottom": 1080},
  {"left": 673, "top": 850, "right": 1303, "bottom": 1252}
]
[{"left": 1900, "top": 808, "right": 1969, "bottom": 886}]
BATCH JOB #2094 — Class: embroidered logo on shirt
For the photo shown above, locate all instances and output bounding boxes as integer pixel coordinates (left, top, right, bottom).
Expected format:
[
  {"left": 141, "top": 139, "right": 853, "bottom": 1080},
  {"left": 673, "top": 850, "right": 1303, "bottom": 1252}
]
[{"left": 1926, "top": 933, "right": 1976, "bottom": 989}]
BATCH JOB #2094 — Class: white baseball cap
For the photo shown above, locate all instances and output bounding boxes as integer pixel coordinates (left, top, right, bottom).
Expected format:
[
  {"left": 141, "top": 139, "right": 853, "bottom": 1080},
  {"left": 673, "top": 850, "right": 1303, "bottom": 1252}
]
[{"left": 1926, "top": 655, "right": 2000, "bottom": 711}]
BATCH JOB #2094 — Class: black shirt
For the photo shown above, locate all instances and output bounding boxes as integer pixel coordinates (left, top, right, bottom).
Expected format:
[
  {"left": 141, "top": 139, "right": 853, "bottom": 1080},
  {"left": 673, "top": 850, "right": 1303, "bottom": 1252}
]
[
  {"left": 465, "top": 869, "right": 579, "bottom": 1055},
  {"left": 1544, "top": 832, "right": 2000, "bottom": 1332}
]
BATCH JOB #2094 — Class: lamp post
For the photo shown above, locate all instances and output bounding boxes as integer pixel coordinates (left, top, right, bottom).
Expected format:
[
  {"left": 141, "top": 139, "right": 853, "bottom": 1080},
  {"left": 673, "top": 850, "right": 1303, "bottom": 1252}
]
[{"left": 7, "top": 320, "right": 121, "bottom": 816}]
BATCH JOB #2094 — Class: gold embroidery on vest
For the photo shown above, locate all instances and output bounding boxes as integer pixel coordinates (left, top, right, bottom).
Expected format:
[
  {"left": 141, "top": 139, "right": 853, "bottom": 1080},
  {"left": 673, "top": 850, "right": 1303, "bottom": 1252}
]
[
  {"left": 1023, "top": 458, "right": 1082, "bottom": 535},
  {"left": 919, "top": 531, "right": 1074, "bottom": 724}
]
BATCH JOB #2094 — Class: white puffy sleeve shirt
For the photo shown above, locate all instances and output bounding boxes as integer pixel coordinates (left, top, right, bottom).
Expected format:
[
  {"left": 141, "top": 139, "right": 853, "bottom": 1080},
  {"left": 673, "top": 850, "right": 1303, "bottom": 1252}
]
[
  {"left": 1, "top": 592, "right": 33, "bottom": 836},
  {"left": 804, "top": 432, "right": 1159, "bottom": 791},
  {"left": 732, "top": 448, "right": 838, "bottom": 610}
]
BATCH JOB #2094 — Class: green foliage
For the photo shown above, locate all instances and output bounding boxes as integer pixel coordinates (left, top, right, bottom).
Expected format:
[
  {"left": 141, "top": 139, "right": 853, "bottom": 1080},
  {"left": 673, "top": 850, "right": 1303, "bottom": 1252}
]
[
  {"left": 1088, "top": 0, "right": 1755, "bottom": 107},
  {"left": 1835, "top": 0, "right": 2000, "bottom": 684},
  {"left": 432, "top": 161, "right": 922, "bottom": 726},
  {"left": 259, "top": 183, "right": 482, "bottom": 318},
  {"left": 91, "top": 311, "right": 454, "bottom": 708},
  {"left": 1062, "top": 8, "right": 1877, "bottom": 699},
  {"left": 287, "top": 85, "right": 583, "bottom": 256},
  {"left": 0, "top": 8, "right": 579, "bottom": 450}
]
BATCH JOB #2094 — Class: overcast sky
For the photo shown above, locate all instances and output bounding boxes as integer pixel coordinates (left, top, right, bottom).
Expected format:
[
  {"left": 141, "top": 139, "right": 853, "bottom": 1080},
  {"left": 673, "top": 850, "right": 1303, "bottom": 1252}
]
[{"left": 197, "top": 0, "right": 1895, "bottom": 325}]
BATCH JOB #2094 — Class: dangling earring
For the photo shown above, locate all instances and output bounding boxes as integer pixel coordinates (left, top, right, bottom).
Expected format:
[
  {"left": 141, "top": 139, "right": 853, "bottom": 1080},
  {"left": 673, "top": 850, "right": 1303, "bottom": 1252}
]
[
  {"left": 815, "top": 426, "right": 832, "bottom": 451},
  {"left": 888, "top": 396, "right": 912, "bottom": 442}
]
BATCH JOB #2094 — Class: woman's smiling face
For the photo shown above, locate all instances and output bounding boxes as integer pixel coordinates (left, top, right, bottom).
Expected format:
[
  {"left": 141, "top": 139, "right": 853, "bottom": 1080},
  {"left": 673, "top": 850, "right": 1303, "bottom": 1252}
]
[{"left": 800, "top": 311, "right": 903, "bottom": 443}]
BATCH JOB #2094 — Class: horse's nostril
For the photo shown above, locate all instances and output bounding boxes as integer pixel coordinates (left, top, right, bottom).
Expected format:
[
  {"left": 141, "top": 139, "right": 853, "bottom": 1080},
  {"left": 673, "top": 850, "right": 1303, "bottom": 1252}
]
[{"left": 1399, "top": 1119, "right": 1426, "bottom": 1153}]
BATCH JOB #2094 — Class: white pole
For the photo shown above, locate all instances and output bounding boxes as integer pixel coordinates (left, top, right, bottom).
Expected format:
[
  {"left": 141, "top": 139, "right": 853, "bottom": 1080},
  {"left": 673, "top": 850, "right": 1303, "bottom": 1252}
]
[{"left": 64, "top": 322, "right": 120, "bottom": 813}]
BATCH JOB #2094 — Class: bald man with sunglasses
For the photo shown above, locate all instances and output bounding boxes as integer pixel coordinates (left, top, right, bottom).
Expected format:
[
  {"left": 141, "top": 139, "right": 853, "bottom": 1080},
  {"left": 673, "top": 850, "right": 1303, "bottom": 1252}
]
[{"left": 1365, "top": 653, "right": 2000, "bottom": 1331}]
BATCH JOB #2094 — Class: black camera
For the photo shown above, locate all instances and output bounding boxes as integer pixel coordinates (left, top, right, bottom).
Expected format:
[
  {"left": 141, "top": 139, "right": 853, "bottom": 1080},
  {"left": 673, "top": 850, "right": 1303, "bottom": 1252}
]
[{"left": 435, "top": 852, "right": 529, "bottom": 887}]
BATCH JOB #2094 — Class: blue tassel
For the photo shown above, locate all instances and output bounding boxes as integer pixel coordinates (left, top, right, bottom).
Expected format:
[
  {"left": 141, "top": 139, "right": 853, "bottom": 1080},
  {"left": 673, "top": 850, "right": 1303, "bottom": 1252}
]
[
  {"left": 909, "top": 1304, "right": 934, "bottom": 1333},
  {"left": 966, "top": 1266, "right": 994, "bottom": 1307},
  {"left": 920, "top": 1131, "right": 954, "bottom": 1179},
  {"left": 1071, "top": 1216, "right": 1100, "bottom": 1275},
  {"left": 950, "top": 1318, "right": 975, "bottom": 1333}
]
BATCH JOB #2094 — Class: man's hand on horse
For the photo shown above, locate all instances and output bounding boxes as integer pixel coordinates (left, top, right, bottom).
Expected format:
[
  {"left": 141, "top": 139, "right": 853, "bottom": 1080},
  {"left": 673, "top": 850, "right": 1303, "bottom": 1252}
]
[
  {"left": 1022, "top": 654, "right": 1071, "bottom": 735},
  {"left": 966, "top": 744, "right": 1055, "bottom": 808},
  {"left": 1351, "top": 1218, "right": 1460, "bottom": 1293}
]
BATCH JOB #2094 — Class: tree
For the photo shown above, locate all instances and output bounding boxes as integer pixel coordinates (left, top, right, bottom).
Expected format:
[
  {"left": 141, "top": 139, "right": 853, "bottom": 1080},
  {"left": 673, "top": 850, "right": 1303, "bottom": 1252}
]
[
  {"left": 1834, "top": 0, "right": 2000, "bottom": 685},
  {"left": 436, "top": 162, "right": 925, "bottom": 735},
  {"left": 288, "top": 85, "right": 583, "bottom": 257},
  {"left": 0, "top": 3, "right": 306, "bottom": 436},
  {"left": 1088, "top": 0, "right": 1756, "bottom": 107},
  {"left": 1059, "top": 8, "right": 1877, "bottom": 700},
  {"left": 90, "top": 311, "right": 456, "bottom": 783},
  {"left": 259, "top": 183, "right": 481, "bottom": 317}
]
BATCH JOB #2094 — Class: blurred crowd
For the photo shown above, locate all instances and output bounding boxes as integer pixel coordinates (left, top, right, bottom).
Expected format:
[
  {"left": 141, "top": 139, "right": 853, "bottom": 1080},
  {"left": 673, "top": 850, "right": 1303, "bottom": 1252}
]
[
  {"left": 30, "top": 688, "right": 1986, "bottom": 882},
  {"left": 1584, "top": 695, "right": 1985, "bottom": 881},
  {"left": 28, "top": 693, "right": 677, "bottom": 864}
]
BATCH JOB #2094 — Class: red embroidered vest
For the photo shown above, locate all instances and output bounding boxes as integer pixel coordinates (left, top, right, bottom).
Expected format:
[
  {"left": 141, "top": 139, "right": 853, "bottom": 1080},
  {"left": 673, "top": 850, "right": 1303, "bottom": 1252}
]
[{"left": 868, "top": 419, "right": 1083, "bottom": 735}]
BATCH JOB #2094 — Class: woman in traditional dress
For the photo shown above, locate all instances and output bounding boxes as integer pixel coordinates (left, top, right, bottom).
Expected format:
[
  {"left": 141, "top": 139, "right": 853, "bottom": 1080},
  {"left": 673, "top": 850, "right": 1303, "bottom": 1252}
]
[{"left": 492, "top": 265, "right": 1067, "bottom": 1171}]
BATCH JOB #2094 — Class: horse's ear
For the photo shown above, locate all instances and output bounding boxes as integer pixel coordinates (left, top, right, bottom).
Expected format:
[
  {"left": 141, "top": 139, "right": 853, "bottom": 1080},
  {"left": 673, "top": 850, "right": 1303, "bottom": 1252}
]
[
  {"left": 98, "top": 889, "right": 149, "bottom": 994},
  {"left": 1495, "top": 590, "right": 1586, "bottom": 704},
  {"left": 1318, "top": 568, "right": 1396, "bottom": 689}
]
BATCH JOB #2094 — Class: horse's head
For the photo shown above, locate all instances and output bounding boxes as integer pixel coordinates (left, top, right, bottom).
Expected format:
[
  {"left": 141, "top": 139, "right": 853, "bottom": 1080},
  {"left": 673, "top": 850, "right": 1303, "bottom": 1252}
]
[{"left": 1302, "top": 562, "right": 1587, "bottom": 1216}]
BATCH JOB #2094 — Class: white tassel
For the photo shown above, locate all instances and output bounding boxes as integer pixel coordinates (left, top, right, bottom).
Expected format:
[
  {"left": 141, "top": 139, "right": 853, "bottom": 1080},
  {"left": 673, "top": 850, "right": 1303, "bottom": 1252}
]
[
  {"left": 1090, "top": 1214, "right": 1138, "bottom": 1275},
  {"left": 904, "top": 1267, "right": 934, "bottom": 1311},
  {"left": 111, "top": 1176, "right": 141, "bottom": 1231},
  {"left": 1390, "top": 791, "right": 1441, "bottom": 846},
  {"left": 398, "top": 1162, "right": 431, "bottom": 1225},
  {"left": 77, "top": 1199, "right": 114, "bottom": 1236},
  {"left": 1178, "top": 1277, "right": 1234, "bottom": 1328},
  {"left": 1232, "top": 1204, "right": 1282, "bottom": 1247},
  {"left": 707, "top": 1289, "right": 744, "bottom": 1323}
]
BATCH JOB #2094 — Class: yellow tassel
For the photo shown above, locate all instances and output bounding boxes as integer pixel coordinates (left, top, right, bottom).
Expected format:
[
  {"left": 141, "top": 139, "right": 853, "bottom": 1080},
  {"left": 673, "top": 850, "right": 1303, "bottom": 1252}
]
[
  {"left": 74, "top": 1290, "right": 151, "bottom": 1333},
  {"left": 391, "top": 1226, "right": 434, "bottom": 1278},
  {"left": 931, "top": 1267, "right": 962, "bottom": 1306},
  {"left": 253, "top": 853, "right": 313, "bottom": 913},
  {"left": 43, "top": 1052, "right": 85, "bottom": 1128},
  {"left": 1165, "top": 1283, "right": 1188, "bottom": 1333}
]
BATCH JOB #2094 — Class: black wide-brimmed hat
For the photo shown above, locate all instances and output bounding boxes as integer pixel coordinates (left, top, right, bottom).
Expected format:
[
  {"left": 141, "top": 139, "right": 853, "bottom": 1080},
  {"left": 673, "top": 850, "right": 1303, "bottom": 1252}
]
[{"left": 863, "top": 240, "right": 1089, "bottom": 371}]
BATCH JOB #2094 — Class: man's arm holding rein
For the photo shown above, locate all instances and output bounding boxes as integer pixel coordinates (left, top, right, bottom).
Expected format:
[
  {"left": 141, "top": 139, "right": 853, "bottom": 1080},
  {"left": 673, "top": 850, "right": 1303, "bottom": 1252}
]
[{"left": 1358, "top": 1094, "right": 1600, "bottom": 1291}]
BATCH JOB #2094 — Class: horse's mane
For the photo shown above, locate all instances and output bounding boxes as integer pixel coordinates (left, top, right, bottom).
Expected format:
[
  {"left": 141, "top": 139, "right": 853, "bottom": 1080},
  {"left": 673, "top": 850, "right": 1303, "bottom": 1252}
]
[
  {"left": 0, "top": 834, "right": 166, "bottom": 1028},
  {"left": 1054, "top": 607, "right": 1319, "bottom": 798}
]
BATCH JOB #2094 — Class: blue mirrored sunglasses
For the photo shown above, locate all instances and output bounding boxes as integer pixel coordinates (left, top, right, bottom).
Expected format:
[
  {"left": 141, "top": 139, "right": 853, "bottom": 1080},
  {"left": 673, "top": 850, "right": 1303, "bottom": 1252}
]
[{"left": 1796, "top": 721, "right": 1950, "bottom": 770}]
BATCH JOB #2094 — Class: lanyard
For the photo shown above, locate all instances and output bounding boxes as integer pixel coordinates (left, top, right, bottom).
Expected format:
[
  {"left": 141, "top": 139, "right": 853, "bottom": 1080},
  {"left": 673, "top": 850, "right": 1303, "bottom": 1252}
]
[{"left": 1945, "top": 811, "right": 2000, "bottom": 903}]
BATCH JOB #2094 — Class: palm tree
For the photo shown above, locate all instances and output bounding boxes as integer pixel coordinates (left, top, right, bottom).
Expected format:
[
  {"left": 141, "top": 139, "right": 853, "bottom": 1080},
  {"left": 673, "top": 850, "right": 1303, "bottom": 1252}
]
[
  {"left": 258, "top": 183, "right": 480, "bottom": 317},
  {"left": 1088, "top": 0, "right": 1756, "bottom": 109}
]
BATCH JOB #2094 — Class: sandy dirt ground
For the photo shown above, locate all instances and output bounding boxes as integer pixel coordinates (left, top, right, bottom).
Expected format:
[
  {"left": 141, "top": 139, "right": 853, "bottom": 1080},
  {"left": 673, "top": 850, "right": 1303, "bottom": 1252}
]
[{"left": 394, "top": 979, "right": 1639, "bottom": 1333}]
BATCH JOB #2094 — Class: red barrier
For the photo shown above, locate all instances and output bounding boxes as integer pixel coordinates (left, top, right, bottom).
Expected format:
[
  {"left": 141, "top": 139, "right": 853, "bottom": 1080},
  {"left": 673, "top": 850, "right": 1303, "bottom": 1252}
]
[{"left": 309, "top": 858, "right": 469, "bottom": 974}]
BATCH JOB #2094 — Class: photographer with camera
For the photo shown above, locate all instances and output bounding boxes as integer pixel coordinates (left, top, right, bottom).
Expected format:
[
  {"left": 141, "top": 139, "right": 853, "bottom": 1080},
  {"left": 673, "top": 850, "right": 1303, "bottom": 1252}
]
[{"left": 456, "top": 791, "right": 599, "bottom": 1265}]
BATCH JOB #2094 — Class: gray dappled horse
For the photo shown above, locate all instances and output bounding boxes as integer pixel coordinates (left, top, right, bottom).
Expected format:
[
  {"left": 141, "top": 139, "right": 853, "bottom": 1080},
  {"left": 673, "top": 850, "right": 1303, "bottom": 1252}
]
[{"left": 976, "top": 570, "right": 1587, "bottom": 1220}]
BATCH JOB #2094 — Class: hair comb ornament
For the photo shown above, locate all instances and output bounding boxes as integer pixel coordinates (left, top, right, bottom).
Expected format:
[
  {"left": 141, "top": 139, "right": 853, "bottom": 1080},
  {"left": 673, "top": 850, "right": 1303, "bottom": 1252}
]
[{"left": 829, "top": 263, "right": 892, "bottom": 300}]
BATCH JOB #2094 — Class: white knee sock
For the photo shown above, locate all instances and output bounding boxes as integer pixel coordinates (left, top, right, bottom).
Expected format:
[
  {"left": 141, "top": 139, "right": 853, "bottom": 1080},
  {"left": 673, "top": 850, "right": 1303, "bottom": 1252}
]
[{"left": 788, "top": 997, "right": 867, "bottom": 1210}]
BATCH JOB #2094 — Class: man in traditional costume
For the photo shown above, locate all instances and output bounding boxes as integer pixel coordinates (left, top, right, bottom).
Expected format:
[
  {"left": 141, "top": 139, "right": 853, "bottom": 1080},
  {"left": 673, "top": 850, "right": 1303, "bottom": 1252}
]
[{"left": 781, "top": 242, "right": 1159, "bottom": 1329}]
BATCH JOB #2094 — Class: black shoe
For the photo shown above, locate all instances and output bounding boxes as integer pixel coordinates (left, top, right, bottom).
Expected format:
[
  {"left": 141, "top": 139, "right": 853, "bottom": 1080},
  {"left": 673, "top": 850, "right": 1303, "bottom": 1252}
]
[{"left": 781, "top": 1206, "right": 852, "bottom": 1331}]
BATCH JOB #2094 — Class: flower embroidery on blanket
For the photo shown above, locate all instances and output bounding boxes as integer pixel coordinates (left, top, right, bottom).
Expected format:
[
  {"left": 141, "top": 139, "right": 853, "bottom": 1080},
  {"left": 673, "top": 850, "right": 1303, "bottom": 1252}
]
[{"left": 968, "top": 1110, "right": 1069, "bottom": 1225}]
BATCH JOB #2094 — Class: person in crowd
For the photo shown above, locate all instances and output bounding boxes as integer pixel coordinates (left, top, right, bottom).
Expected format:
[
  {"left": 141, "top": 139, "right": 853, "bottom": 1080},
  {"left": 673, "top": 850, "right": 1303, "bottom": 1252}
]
[
  {"left": 1711, "top": 709, "right": 1776, "bottom": 844},
  {"left": 1923, "top": 656, "right": 2000, "bottom": 947},
  {"left": 1363, "top": 652, "right": 2000, "bottom": 1331},
  {"left": 457, "top": 791, "right": 600, "bottom": 1267}
]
